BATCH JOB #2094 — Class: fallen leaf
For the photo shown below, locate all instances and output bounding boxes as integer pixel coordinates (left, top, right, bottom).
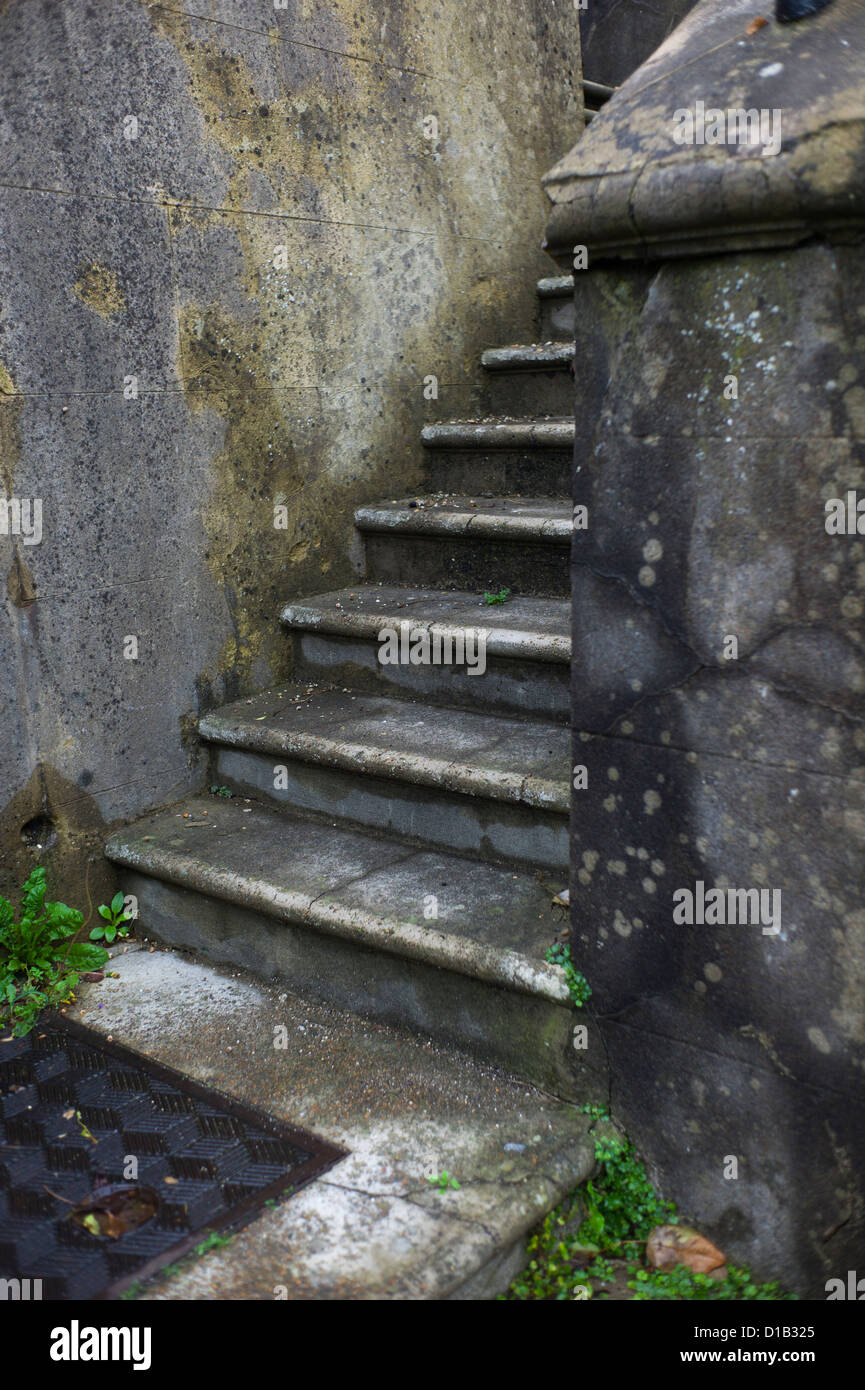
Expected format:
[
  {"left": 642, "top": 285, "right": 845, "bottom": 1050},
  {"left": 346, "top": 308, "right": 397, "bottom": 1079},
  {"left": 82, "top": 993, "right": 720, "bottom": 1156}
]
[
  {"left": 646, "top": 1224, "right": 727, "bottom": 1277},
  {"left": 69, "top": 1183, "right": 159, "bottom": 1240},
  {"left": 746, "top": 15, "right": 768, "bottom": 32},
  {"left": 75, "top": 1109, "right": 98, "bottom": 1145}
]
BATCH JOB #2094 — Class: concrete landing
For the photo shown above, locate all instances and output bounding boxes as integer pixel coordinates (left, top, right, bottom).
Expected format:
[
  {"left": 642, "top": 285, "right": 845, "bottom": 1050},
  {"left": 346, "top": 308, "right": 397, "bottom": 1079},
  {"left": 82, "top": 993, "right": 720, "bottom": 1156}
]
[{"left": 69, "top": 951, "right": 596, "bottom": 1300}]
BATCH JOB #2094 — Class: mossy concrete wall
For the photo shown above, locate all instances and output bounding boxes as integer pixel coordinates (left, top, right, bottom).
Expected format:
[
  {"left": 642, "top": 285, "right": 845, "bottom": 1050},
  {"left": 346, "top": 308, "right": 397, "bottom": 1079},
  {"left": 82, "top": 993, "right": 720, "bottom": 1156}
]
[{"left": 0, "top": 0, "right": 581, "bottom": 908}]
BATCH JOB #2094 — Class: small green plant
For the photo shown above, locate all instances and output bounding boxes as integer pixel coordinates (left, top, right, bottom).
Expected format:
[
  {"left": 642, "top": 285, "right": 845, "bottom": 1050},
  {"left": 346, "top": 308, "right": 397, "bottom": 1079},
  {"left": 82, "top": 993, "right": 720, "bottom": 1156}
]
[
  {"left": 193, "top": 1230, "right": 234, "bottom": 1256},
  {"left": 579, "top": 1131, "right": 675, "bottom": 1252},
  {"left": 89, "top": 890, "right": 133, "bottom": 944},
  {"left": 209, "top": 784, "right": 233, "bottom": 798},
  {"left": 0, "top": 868, "right": 108, "bottom": 1036},
  {"left": 504, "top": 1121, "right": 793, "bottom": 1301},
  {"left": 627, "top": 1264, "right": 792, "bottom": 1301},
  {"left": 427, "top": 1170, "right": 460, "bottom": 1193},
  {"left": 483, "top": 587, "right": 511, "bottom": 606},
  {"left": 545, "top": 942, "right": 592, "bottom": 1007}
]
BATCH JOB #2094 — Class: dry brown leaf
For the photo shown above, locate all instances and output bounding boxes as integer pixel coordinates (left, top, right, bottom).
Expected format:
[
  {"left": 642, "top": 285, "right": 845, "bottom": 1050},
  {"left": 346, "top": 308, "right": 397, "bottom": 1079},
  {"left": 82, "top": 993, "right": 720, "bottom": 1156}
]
[
  {"left": 746, "top": 15, "right": 768, "bottom": 33},
  {"left": 646, "top": 1224, "right": 727, "bottom": 1277},
  {"left": 69, "top": 1184, "right": 158, "bottom": 1240}
]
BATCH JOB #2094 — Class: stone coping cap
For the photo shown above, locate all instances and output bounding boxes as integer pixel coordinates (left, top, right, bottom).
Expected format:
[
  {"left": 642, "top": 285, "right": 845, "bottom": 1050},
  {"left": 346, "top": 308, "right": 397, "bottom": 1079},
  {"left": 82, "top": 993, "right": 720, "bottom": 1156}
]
[{"left": 542, "top": 0, "right": 865, "bottom": 263}]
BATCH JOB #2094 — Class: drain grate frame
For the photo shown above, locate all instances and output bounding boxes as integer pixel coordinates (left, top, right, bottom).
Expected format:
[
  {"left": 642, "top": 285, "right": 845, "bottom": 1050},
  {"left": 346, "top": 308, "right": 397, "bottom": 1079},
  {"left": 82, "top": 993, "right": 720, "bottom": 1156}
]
[{"left": 0, "top": 1014, "right": 347, "bottom": 1300}]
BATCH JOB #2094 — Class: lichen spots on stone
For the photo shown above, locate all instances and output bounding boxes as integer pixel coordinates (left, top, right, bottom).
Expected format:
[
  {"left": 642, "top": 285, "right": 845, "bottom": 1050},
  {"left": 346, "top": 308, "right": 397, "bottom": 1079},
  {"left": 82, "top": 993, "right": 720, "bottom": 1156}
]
[
  {"left": 833, "top": 909, "right": 865, "bottom": 1044},
  {"left": 0, "top": 358, "right": 21, "bottom": 495},
  {"left": 613, "top": 908, "right": 631, "bottom": 937},
  {"left": 289, "top": 538, "right": 313, "bottom": 565},
  {"left": 72, "top": 263, "right": 127, "bottom": 318},
  {"left": 807, "top": 1026, "right": 831, "bottom": 1054}
]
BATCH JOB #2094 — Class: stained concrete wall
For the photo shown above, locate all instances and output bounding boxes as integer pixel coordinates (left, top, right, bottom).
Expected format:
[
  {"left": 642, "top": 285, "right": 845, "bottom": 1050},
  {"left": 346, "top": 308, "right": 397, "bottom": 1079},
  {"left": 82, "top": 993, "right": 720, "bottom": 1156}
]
[{"left": 0, "top": 0, "right": 582, "bottom": 908}]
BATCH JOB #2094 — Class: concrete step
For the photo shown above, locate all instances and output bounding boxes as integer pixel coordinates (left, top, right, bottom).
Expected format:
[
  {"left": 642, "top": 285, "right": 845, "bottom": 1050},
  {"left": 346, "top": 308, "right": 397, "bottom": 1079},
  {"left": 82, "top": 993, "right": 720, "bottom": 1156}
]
[
  {"left": 280, "top": 583, "right": 570, "bottom": 719},
  {"left": 481, "top": 343, "right": 574, "bottom": 371},
  {"left": 537, "top": 276, "right": 575, "bottom": 296},
  {"left": 422, "top": 417, "right": 574, "bottom": 450},
  {"left": 200, "top": 684, "right": 569, "bottom": 870},
  {"left": 583, "top": 79, "right": 616, "bottom": 107},
  {"left": 479, "top": 344, "right": 574, "bottom": 413},
  {"left": 70, "top": 950, "right": 599, "bottom": 1299},
  {"left": 356, "top": 496, "right": 571, "bottom": 595},
  {"left": 421, "top": 417, "right": 574, "bottom": 493},
  {"left": 105, "top": 796, "right": 602, "bottom": 1099},
  {"left": 537, "top": 277, "right": 575, "bottom": 340}
]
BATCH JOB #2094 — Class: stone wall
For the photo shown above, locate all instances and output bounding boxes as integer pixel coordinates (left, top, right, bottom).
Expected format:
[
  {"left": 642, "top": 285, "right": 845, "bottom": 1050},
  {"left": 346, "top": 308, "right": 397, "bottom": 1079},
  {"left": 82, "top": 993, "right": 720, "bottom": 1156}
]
[
  {"left": 547, "top": 0, "right": 865, "bottom": 1296},
  {"left": 0, "top": 0, "right": 582, "bottom": 908},
  {"left": 569, "top": 244, "right": 865, "bottom": 1295}
]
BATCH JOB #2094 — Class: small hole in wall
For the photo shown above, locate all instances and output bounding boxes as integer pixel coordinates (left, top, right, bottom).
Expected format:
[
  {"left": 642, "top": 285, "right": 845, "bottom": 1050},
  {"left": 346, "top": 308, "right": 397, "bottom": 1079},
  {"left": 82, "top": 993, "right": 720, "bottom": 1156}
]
[{"left": 20, "top": 815, "right": 57, "bottom": 851}]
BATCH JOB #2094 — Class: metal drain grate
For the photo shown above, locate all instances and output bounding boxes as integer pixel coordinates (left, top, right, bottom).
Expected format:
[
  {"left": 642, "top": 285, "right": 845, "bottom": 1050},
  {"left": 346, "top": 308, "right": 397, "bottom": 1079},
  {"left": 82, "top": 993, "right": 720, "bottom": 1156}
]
[{"left": 0, "top": 1016, "right": 346, "bottom": 1299}]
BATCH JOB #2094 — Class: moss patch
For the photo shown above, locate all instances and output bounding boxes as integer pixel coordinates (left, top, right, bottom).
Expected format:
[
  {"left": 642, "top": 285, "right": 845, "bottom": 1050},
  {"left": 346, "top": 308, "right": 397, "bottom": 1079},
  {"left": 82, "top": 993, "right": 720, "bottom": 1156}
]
[{"left": 72, "top": 263, "right": 127, "bottom": 318}]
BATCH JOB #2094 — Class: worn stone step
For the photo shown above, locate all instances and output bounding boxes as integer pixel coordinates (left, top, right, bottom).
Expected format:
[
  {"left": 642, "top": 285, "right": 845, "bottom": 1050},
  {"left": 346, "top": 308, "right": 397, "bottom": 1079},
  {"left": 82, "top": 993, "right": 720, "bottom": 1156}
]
[
  {"left": 537, "top": 276, "right": 575, "bottom": 296},
  {"left": 281, "top": 584, "right": 570, "bottom": 718},
  {"left": 421, "top": 418, "right": 575, "bottom": 494},
  {"left": 200, "top": 685, "right": 569, "bottom": 870},
  {"left": 70, "top": 950, "right": 599, "bottom": 1299},
  {"left": 537, "top": 276, "right": 575, "bottom": 340},
  {"left": 478, "top": 345, "right": 574, "bottom": 412},
  {"left": 356, "top": 496, "right": 570, "bottom": 595},
  {"left": 105, "top": 796, "right": 602, "bottom": 1099},
  {"left": 481, "top": 342, "right": 574, "bottom": 371},
  {"left": 422, "top": 417, "right": 575, "bottom": 450}
]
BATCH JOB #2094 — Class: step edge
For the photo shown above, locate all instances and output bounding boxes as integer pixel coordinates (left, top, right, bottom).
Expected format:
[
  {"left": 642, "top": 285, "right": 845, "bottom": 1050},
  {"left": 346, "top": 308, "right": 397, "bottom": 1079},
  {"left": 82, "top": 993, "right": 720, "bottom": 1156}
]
[
  {"left": 480, "top": 344, "right": 575, "bottom": 370},
  {"left": 536, "top": 275, "right": 574, "bottom": 297},
  {"left": 481, "top": 343, "right": 575, "bottom": 366},
  {"left": 354, "top": 503, "right": 572, "bottom": 542},
  {"left": 199, "top": 713, "right": 570, "bottom": 814},
  {"left": 279, "top": 604, "right": 572, "bottom": 664},
  {"left": 421, "top": 419, "right": 576, "bottom": 449}
]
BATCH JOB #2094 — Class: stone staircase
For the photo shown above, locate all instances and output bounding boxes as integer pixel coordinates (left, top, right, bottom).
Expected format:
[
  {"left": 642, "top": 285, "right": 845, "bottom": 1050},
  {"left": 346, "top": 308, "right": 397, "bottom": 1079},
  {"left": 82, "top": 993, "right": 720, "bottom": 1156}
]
[{"left": 95, "top": 269, "right": 605, "bottom": 1297}]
